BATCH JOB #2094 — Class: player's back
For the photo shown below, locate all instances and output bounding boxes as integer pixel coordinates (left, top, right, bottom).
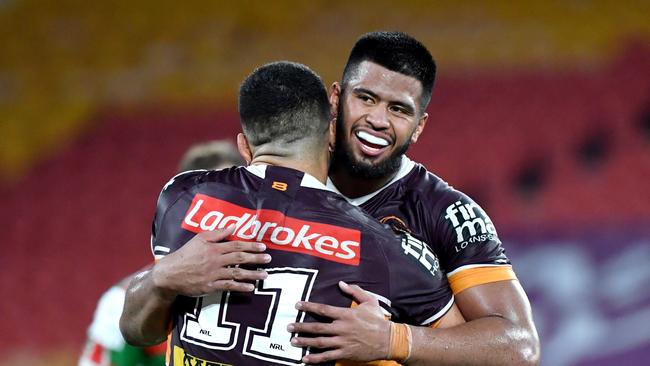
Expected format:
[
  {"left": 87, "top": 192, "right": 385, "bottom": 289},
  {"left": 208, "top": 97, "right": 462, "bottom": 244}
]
[{"left": 152, "top": 165, "right": 452, "bottom": 366}]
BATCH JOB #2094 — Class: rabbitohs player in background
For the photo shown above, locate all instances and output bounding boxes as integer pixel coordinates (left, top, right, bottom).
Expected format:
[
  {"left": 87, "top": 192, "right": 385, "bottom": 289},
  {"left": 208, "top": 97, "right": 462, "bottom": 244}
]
[
  {"left": 79, "top": 275, "right": 166, "bottom": 366},
  {"left": 78, "top": 141, "right": 244, "bottom": 366}
]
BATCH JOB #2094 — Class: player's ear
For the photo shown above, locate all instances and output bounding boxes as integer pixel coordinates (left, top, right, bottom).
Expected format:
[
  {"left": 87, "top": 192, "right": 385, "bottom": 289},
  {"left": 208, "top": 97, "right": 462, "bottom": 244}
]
[
  {"left": 411, "top": 112, "right": 428, "bottom": 143},
  {"left": 327, "top": 119, "right": 336, "bottom": 153},
  {"left": 236, "top": 133, "right": 253, "bottom": 165},
  {"left": 329, "top": 82, "right": 341, "bottom": 119}
]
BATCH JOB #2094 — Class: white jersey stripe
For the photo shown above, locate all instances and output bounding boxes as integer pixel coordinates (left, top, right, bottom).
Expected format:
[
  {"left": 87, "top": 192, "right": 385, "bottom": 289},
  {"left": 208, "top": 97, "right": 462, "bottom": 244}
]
[
  {"left": 245, "top": 164, "right": 336, "bottom": 192},
  {"left": 420, "top": 296, "right": 455, "bottom": 325},
  {"left": 365, "top": 290, "right": 392, "bottom": 307},
  {"left": 326, "top": 155, "right": 416, "bottom": 206}
]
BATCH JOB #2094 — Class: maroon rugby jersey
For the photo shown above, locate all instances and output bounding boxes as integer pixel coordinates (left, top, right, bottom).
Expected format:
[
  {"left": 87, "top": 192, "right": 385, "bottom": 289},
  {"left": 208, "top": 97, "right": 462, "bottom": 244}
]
[
  {"left": 151, "top": 165, "right": 453, "bottom": 366},
  {"left": 327, "top": 156, "right": 516, "bottom": 295}
]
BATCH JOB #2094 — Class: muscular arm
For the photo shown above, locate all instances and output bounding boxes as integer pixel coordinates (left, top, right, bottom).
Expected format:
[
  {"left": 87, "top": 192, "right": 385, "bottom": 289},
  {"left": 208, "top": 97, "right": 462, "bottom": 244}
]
[
  {"left": 119, "top": 267, "right": 176, "bottom": 346},
  {"left": 119, "top": 227, "right": 271, "bottom": 346},
  {"left": 290, "top": 280, "right": 539, "bottom": 365},
  {"left": 407, "top": 280, "right": 540, "bottom": 365},
  {"left": 289, "top": 282, "right": 465, "bottom": 364}
]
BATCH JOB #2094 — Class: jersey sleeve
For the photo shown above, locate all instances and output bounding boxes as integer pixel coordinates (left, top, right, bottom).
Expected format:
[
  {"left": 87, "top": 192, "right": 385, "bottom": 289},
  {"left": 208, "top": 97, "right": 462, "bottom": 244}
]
[
  {"left": 382, "top": 231, "right": 454, "bottom": 326},
  {"left": 432, "top": 190, "right": 516, "bottom": 294},
  {"left": 150, "top": 171, "right": 204, "bottom": 260}
]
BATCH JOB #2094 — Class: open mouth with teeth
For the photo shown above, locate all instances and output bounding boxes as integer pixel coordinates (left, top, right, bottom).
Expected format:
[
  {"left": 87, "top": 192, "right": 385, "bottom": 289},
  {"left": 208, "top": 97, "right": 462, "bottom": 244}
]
[{"left": 355, "top": 130, "right": 390, "bottom": 157}]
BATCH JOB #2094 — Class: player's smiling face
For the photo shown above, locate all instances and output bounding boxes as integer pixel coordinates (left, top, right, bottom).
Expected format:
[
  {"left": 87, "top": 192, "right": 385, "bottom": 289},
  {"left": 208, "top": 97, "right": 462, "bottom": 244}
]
[{"left": 331, "top": 61, "right": 428, "bottom": 179}]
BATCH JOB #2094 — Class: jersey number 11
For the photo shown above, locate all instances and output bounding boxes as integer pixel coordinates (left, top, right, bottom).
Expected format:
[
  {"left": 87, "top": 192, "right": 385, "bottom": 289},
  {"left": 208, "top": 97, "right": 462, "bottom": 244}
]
[{"left": 181, "top": 267, "right": 318, "bottom": 365}]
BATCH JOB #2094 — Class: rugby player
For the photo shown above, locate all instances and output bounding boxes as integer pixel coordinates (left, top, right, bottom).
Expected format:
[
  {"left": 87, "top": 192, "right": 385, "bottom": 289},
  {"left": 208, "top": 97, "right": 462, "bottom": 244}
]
[
  {"left": 287, "top": 32, "right": 541, "bottom": 365},
  {"left": 79, "top": 140, "right": 245, "bottom": 366},
  {"left": 120, "top": 61, "right": 464, "bottom": 365}
]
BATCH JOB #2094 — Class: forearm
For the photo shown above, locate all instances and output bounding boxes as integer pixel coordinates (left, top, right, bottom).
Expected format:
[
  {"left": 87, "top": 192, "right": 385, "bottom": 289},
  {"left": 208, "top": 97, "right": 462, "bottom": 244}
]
[
  {"left": 407, "top": 316, "right": 539, "bottom": 366},
  {"left": 119, "top": 268, "right": 175, "bottom": 346}
]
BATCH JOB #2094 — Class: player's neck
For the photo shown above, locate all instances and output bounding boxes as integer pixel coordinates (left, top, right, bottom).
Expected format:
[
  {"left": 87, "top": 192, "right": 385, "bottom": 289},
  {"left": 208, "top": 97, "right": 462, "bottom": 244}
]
[
  {"left": 328, "top": 164, "right": 399, "bottom": 199},
  {"left": 250, "top": 154, "right": 329, "bottom": 184}
]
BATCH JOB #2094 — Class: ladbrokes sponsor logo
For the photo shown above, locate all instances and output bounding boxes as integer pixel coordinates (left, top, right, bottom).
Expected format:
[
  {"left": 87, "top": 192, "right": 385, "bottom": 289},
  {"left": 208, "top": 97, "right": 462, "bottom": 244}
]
[
  {"left": 444, "top": 200, "right": 498, "bottom": 245},
  {"left": 182, "top": 194, "right": 361, "bottom": 265}
]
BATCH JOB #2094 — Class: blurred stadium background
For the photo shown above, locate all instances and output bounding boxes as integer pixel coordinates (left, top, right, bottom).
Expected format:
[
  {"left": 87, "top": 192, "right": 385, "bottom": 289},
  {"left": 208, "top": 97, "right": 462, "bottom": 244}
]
[{"left": 1, "top": 1, "right": 649, "bottom": 365}]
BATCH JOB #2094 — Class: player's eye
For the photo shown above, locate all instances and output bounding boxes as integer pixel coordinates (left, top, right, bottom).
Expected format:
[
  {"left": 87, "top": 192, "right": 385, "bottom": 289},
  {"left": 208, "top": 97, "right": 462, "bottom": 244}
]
[
  {"left": 390, "top": 105, "right": 409, "bottom": 115},
  {"left": 358, "top": 94, "right": 374, "bottom": 104}
]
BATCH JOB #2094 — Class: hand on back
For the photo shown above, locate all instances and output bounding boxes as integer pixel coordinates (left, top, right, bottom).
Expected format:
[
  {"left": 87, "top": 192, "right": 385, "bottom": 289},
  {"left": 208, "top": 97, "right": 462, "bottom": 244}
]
[{"left": 151, "top": 225, "right": 271, "bottom": 298}]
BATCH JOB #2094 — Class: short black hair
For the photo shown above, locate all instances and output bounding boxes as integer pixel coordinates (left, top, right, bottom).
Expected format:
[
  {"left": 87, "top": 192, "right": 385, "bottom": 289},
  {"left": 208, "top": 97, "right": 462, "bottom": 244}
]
[
  {"left": 239, "top": 61, "right": 330, "bottom": 146},
  {"left": 342, "top": 31, "right": 436, "bottom": 110}
]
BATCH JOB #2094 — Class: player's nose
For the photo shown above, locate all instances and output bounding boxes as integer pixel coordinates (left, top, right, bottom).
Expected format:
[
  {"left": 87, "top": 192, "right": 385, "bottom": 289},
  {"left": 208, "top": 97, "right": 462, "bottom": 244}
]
[{"left": 365, "top": 105, "right": 390, "bottom": 129}]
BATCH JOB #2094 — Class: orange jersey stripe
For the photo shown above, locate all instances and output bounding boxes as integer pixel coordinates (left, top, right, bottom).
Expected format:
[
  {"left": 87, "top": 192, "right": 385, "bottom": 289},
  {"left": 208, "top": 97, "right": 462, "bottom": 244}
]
[
  {"left": 448, "top": 265, "right": 517, "bottom": 294},
  {"left": 336, "top": 360, "right": 401, "bottom": 366},
  {"left": 430, "top": 317, "right": 442, "bottom": 329}
]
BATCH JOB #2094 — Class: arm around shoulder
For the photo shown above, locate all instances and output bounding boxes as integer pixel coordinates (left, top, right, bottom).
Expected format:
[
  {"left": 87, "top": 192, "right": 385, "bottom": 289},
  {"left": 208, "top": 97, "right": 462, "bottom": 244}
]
[
  {"left": 119, "top": 265, "right": 176, "bottom": 347},
  {"left": 120, "top": 227, "right": 271, "bottom": 346},
  {"left": 407, "top": 280, "right": 540, "bottom": 366}
]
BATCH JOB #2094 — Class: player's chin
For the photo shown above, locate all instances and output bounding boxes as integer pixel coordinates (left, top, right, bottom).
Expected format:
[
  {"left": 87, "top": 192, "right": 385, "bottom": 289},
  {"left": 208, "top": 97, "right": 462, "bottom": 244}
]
[{"left": 355, "top": 150, "right": 393, "bottom": 166}]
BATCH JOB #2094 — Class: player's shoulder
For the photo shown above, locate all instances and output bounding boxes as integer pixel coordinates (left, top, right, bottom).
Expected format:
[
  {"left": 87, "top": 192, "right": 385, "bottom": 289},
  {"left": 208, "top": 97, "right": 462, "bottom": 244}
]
[
  {"left": 160, "top": 166, "right": 250, "bottom": 195},
  {"left": 303, "top": 185, "right": 400, "bottom": 249},
  {"left": 402, "top": 161, "right": 472, "bottom": 209},
  {"left": 155, "top": 166, "right": 251, "bottom": 214},
  {"left": 166, "top": 166, "right": 245, "bottom": 188},
  {"left": 319, "top": 187, "right": 393, "bottom": 237}
]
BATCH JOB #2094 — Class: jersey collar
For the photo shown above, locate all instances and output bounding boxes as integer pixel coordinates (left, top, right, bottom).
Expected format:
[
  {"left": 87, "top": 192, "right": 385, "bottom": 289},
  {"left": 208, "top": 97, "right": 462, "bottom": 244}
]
[
  {"left": 326, "top": 155, "right": 416, "bottom": 206},
  {"left": 245, "top": 164, "right": 335, "bottom": 192}
]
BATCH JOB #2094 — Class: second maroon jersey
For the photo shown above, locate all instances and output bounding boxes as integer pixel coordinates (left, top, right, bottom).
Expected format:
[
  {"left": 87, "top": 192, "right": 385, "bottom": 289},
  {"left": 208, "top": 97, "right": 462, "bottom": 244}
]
[{"left": 327, "top": 156, "right": 515, "bottom": 295}]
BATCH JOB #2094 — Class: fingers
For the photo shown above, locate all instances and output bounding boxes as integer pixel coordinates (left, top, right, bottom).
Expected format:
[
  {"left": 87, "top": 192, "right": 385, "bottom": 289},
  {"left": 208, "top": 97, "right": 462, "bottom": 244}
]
[
  {"left": 338, "top": 281, "right": 377, "bottom": 304},
  {"left": 196, "top": 227, "right": 268, "bottom": 257},
  {"left": 204, "top": 267, "right": 268, "bottom": 293},
  {"left": 287, "top": 321, "right": 338, "bottom": 335},
  {"left": 291, "top": 334, "right": 350, "bottom": 364},
  {"left": 301, "top": 349, "right": 344, "bottom": 364},
  {"left": 206, "top": 266, "right": 268, "bottom": 293},
  {"left": 218, "top": 251, "right": 272, "bottom": 266},
  {"left": 291, "top": 335, "right": 341, "bottom": 350},
  {"left": 216, "top": 240, "right": 267, "bottom": 254},
  {"left": 198, "top": 225, "right": 237, "bottom": 242},
  {"left": 209, "top": 280, "right": 256, "bottom": 293},
  {"left": 296, "top": 301, "right": 348, "bottom": 320},
  {"left": 224, "top": 266, "right": 268, "bottom": 282}
]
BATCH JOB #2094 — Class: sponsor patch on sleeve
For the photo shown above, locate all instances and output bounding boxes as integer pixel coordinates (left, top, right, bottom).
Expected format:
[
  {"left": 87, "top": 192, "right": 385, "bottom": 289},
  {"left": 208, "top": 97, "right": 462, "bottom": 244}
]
[
  {"left": 399, "top": 231, "right": 441, "bottom": 277},
  {"left": 444, "top": 200, "right": 500, "bottom": 249}
]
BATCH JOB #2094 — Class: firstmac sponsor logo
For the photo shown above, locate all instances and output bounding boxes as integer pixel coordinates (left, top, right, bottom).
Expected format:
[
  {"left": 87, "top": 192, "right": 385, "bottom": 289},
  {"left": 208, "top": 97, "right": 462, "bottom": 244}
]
[
  {"left": 400, "top": 232, "right": 440, "bottom": 278},
  {"left": 444, "top": 201, "right": 498, "bottom": 247},
  {"left": 182, "top": 194, "right": 361, "bottom": 265}
]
